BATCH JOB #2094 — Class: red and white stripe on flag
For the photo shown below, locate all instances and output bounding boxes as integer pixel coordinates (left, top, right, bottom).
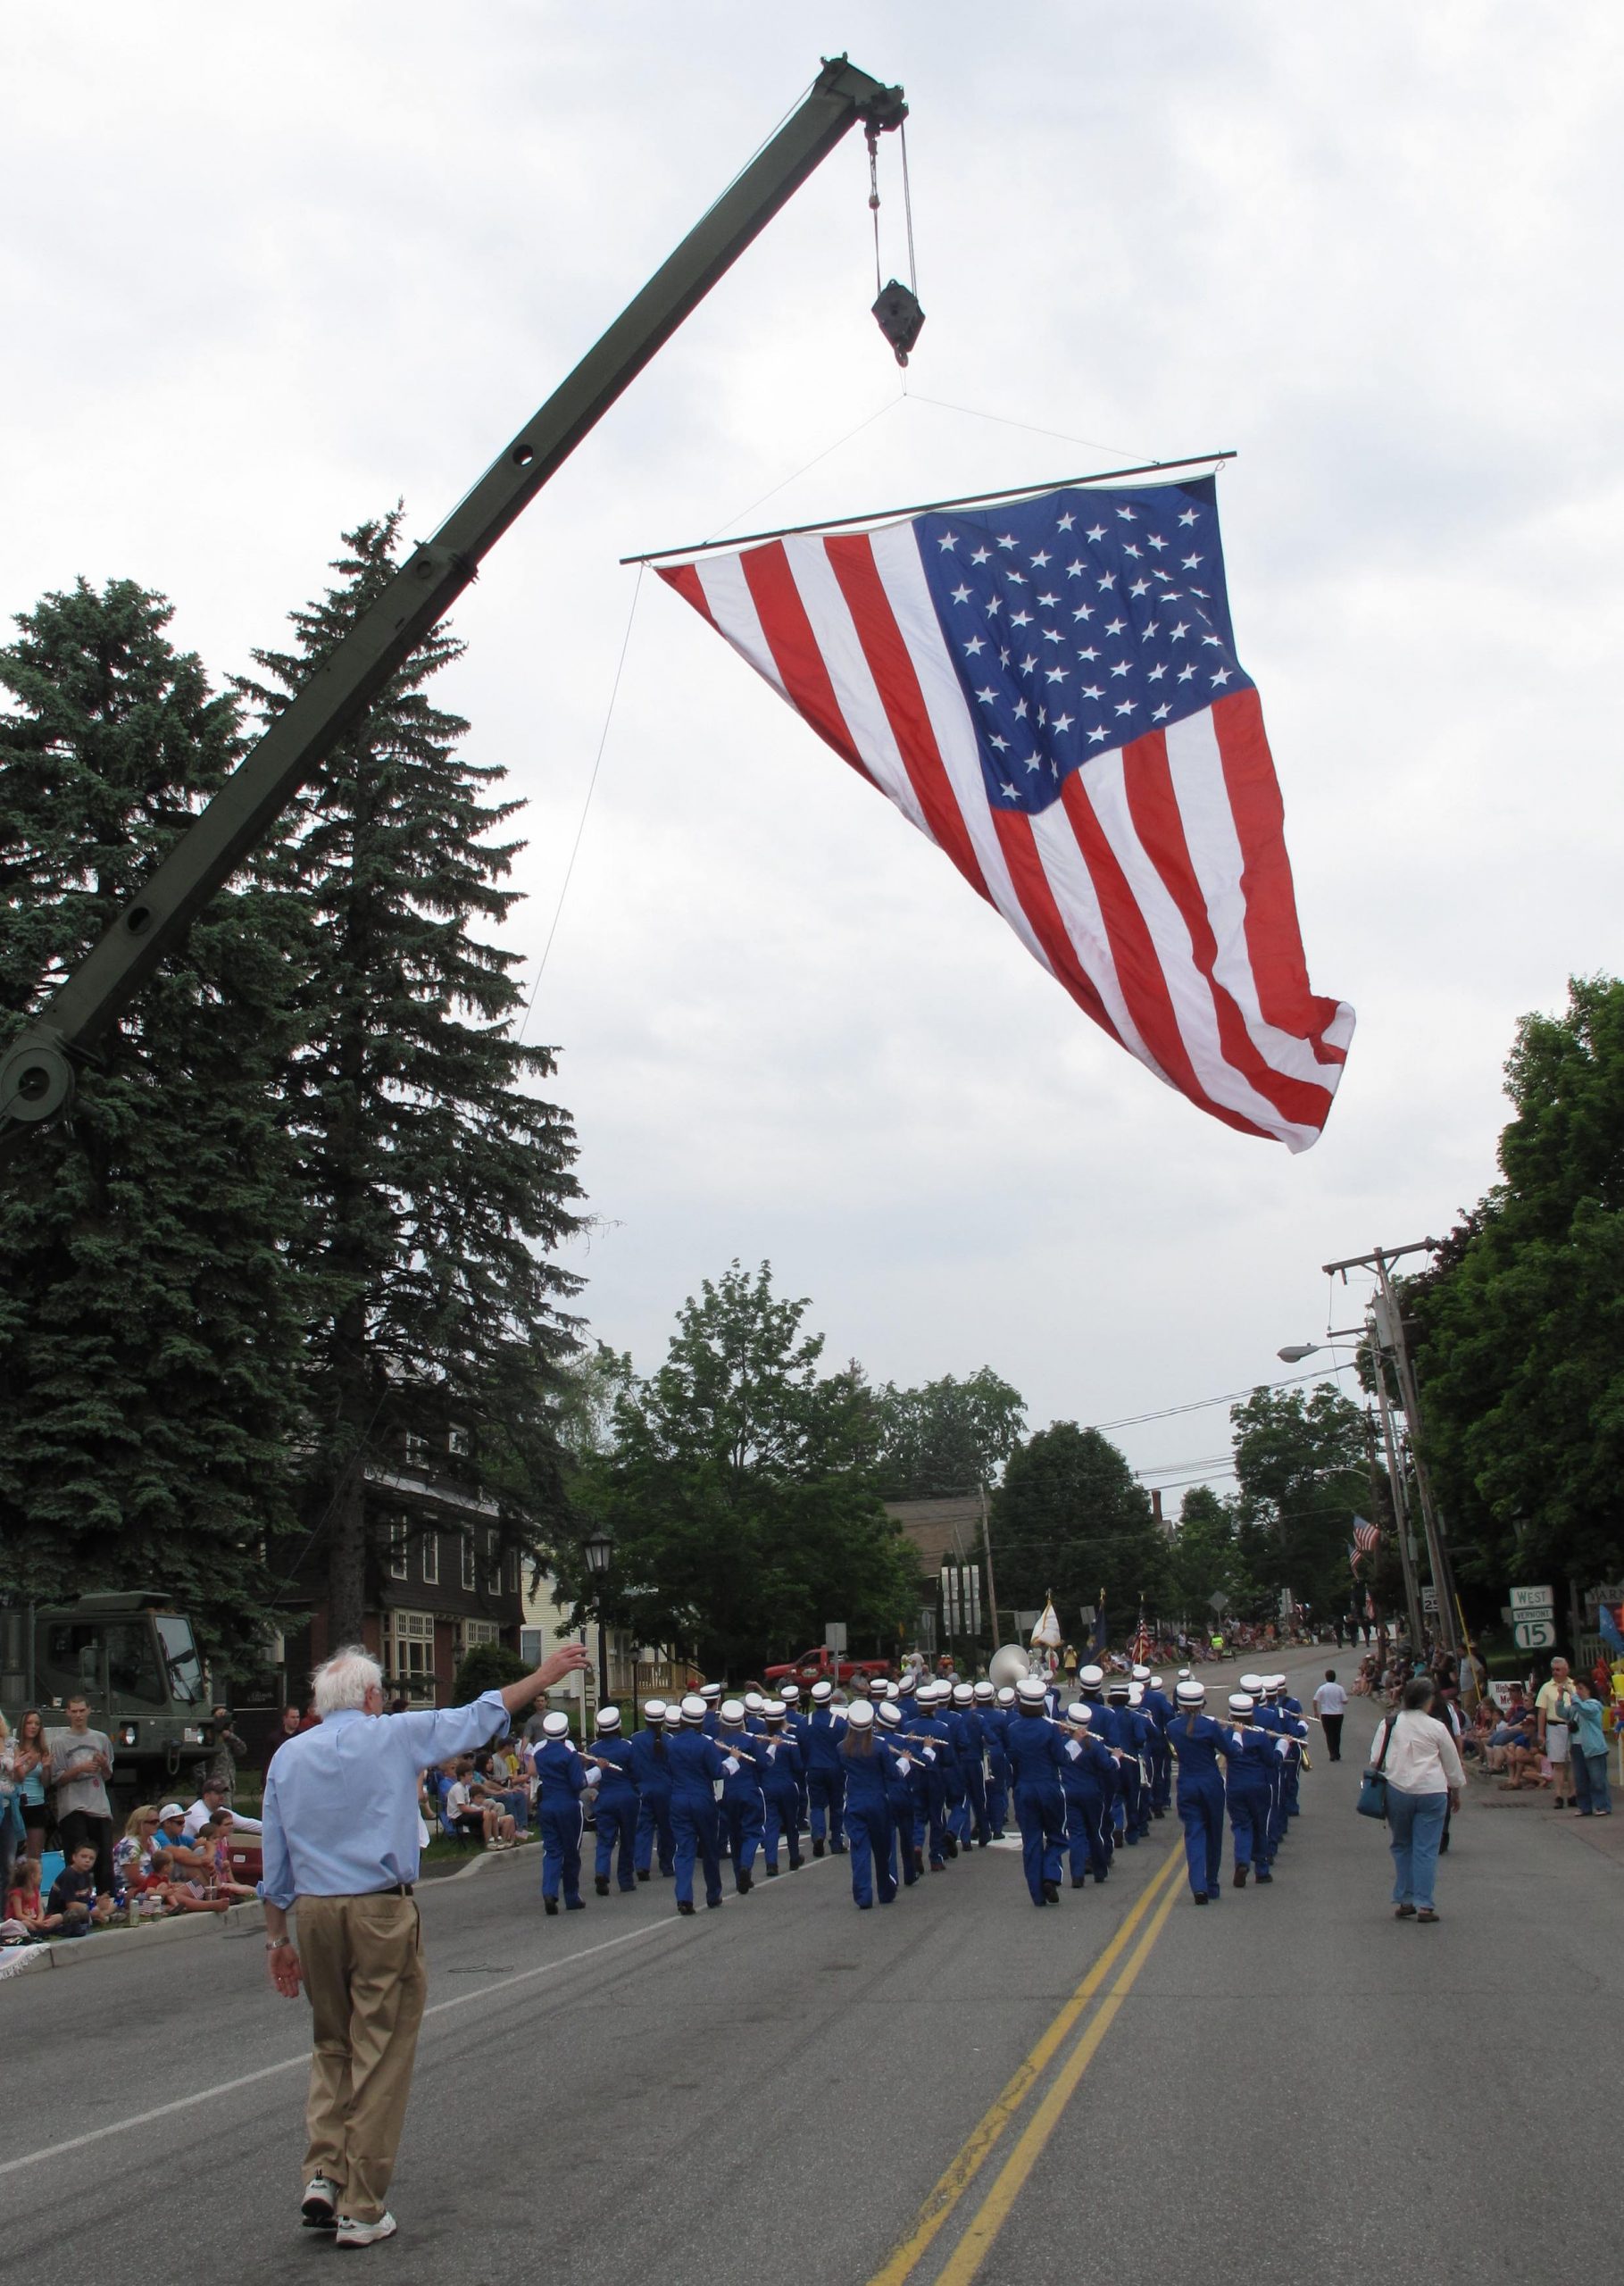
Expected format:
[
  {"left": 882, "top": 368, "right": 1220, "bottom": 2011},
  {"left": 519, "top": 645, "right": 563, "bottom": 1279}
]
[{"left": 658, "top": 504, "right": 1353, "bottom": 1149}]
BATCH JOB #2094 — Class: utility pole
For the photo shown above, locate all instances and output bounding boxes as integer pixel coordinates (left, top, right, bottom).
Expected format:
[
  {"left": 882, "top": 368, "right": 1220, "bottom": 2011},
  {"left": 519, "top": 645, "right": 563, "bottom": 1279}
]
[
  {"left": 1325, "top": 1241, "right": 1463, "bottom": 1656},
  {"left": 1370, "top": 1379, "right": 1427, "bottom": 1655}
]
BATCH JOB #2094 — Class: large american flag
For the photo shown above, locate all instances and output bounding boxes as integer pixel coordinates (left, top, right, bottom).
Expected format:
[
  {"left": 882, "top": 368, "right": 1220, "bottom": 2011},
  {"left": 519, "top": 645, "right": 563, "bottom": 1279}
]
[{"left": 658, "top": 477, "right": 1353, "bottom": 1148}]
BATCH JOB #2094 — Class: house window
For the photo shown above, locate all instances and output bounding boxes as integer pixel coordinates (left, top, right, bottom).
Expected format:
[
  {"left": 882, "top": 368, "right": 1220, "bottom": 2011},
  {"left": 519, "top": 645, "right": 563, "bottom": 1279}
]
[
  {"left": 448, "top": 1426, "right": 471, "bottom": 1460},
  {"left": 421, "top": 1531, "right": 439, "bottom": 1586},
  {"left": 386, "top": 1520, "right": 408, "bottom": 1581},
  {"left": 459, "top": 1619, "right": 501, "bottom": 1656},
  {"left": 505, "top": 1549, "right": 520, "bottom": 1594},
  {"left": 461, "top": 1535, "right": 476, "bottom": 1592},
  {"left": 385, "top": 1611, "right": 436, "bottom": 1696},
  {"left": 486, "top": 1531, "right": 502, "bottom": 1597},
  {"left": 520, "top": 1628, "right": 544, "bottom": 1668}
]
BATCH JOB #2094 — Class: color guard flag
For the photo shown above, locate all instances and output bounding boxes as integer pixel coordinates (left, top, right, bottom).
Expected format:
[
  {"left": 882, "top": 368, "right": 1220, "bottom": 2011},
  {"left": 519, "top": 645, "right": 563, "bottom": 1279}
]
[{"left": 658, "top": 477, "right": 1353, "bottom": 1148}]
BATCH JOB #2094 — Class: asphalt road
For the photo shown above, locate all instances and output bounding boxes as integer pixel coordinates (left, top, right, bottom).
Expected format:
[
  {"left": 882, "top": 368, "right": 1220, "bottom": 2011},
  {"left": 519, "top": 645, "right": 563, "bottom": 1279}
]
[{"left": 4, "top": 1647, "right": 1617, "bottom": 2286}]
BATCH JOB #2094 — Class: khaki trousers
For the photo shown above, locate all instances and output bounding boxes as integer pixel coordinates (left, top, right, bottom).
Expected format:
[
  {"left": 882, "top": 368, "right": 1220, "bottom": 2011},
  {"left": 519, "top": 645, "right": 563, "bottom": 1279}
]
[{"left": 296, "top": 1890, "right": 428, "bottom": 2223}]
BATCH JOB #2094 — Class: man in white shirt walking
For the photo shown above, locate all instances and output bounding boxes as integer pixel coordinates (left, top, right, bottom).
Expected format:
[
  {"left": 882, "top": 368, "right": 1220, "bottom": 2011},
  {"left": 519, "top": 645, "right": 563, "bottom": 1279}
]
[{"left": 1313, "top": 1670, "right": 1349, "bottom": 1762}]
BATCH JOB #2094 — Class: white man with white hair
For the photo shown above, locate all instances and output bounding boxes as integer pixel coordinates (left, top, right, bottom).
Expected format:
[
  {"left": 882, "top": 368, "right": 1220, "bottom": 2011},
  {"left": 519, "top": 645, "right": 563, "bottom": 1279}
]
[{"left": 260, "top": 1637, "right": 588, "bottom": 2249}]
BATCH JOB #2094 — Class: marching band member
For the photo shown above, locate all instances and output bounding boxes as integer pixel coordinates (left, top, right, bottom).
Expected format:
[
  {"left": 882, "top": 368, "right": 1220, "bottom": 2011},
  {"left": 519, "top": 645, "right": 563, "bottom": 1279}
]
[
  {"left": 1164, "top": 1679, "right": 1235, "bottom": 1905},
  {"left": 588, "top": 1706, "right": 639, "bottom": 1898},
  {"left": 716, "top": 1699, "right": 767, "bottom": 1893},
  {"left": 531, "top": 1711, "right": 590, "bottom": 1916},
  {"left": 837, "top": 1700, "right": 905, "bottom": 1907},
  {"left": 1004, "top": 1676, "right": 1069, "bottom": 1907},
  {"left": 804, "top": 1681, "right": 848, "bottom": 1857},
  {"left": 976, "top": 1681, "right": 1010, "bottom": 1840},
  {"left": 1222, "top": 1691, "right": 1282, "bottom": 1888},
  {"left": 667, "top": 1695, "right": 730, "bottom": 1915},
  {"left": 1060, "top": 1703, "right": 1118, "bottom": 1887},
  {"left": 626, "top": 1698, "right": 675, "bottom": 1881},
  {"left": 757, "top": 1699, "right": 804, "bottom": 1876}
]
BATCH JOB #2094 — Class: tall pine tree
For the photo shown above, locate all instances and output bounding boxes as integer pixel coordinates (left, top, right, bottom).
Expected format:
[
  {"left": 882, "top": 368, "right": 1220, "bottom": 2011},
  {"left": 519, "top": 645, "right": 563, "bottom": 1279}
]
[
  {"left": 0, "top": 579, "right": 312, "bottom": 1656},
  {"left": 238, "top": 514, "right": 585, "bottom": 1641}
]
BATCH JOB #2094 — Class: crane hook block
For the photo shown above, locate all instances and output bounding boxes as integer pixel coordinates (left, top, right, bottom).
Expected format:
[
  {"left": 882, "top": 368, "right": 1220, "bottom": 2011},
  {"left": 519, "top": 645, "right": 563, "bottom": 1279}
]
[{"left": 872, "top": 279, "right": 925, "bottom": 367}]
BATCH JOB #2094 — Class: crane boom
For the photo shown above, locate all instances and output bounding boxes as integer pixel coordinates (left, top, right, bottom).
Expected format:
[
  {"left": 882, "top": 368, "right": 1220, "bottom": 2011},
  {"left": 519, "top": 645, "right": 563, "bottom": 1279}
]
[{"left": 0, "top": 54, "right": 906, "bottom": 1156}]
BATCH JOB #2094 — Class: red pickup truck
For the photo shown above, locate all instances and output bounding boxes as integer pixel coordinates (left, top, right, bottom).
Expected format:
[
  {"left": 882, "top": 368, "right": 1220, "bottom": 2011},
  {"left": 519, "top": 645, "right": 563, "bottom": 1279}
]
[{"left": 762, "top": 1647, "right": 892, "bottom": 1691}]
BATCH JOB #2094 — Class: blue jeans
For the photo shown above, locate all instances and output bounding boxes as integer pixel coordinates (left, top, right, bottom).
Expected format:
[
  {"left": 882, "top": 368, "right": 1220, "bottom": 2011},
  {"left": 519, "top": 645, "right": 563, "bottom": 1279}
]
[
  {"left": 1576, "top": 1751, "right": 1611, "bottom": 1813},
  {"left": 1387, "top": 1783, "right": 1448, "bottom": 1910}
]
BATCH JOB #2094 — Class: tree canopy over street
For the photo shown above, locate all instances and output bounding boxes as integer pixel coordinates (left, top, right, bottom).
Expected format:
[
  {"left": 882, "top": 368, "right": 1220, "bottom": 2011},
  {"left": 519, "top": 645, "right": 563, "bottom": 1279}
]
[{"left": 1405, "top": 975, "right": 1624, "bottom": 1597}]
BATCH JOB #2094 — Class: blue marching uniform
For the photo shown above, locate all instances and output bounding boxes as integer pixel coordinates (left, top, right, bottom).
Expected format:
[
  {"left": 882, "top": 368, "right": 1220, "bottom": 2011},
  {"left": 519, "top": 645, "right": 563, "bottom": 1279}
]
[
  {"left": 1278, "top": 1692, "right": 1307, "bottom": 1821},
  {"left": 909, "top": 1703, "right": 955, "bottom": 1870},
  {"left": 782, "top": 1704, "right": 812, "bottom": 1835},
  {"left": 980, "top": 1701, "right": 1011, "bottom": 1839},
  {"left": 666, "top": 1729, "right": 729, "bottom": 1910},
  {"left": 1060, "top": 1730, "right": 1118, "bottom": 1883},
  {"left": 954, "top": 1706, "right": 992, "bottom": 1847},
  {"left": 1254, "top": 1703, "right": 1308, "bottom": 1852},
  {"left": 1164, "top": 1712, "right": 1241, "bottom": 1901},
  {"left": 718, "top": 1731, "right": 766, "bottom": 1890},
  {"left": 758, "top": 1730, "right": 804, "bottom": 1873},
  {"left": 1140, "top": 1684, "right": 1175, "bottom": 1815},
  {"left": 1004, "top": 1711, "right": 1069, "bottom": 1906},
  {"left": 591, "top": 1733, "right": 639, "bottom": 1892},
  {"left": 532, "top": 1736, "right": 589, "bottom": 1910},
  {"left": 1222, "top": 1721, "right": 1281, "bottom": 1882},
  {"left": 626, "top": 1720, "right": 675, "bottom": 1879},
  {"left": 881, "top": 1735, "right": 919, "bottom": 1884},
  {"left": 838, "top": 1734, "right": 903, "bottom": 1906},
  {"left": 804, "top": 1706, "right": 848, "bottom": 1852}
]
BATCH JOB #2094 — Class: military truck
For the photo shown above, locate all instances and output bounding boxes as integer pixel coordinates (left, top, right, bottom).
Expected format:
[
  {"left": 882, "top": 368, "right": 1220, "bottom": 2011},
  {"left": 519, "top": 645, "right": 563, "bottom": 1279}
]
[{"left": 0, "top": 1591, "right": 215, "bottom": 1809}]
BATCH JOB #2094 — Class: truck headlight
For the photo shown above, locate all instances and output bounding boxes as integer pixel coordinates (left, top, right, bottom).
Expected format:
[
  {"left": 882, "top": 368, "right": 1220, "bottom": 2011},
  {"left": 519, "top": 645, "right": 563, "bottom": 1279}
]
[
  {"left": 118, "top": 1723, "right": 138, "bottom": 1748},
  {"left": 183, "top": 1726, "right": 204, "bottom": 1743}
]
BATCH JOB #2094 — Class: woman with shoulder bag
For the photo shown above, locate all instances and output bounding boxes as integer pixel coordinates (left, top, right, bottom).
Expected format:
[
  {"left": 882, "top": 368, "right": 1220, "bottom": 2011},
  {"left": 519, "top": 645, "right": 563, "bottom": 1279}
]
[{"left": 1369, "top": 1674, "right": 1465, "bottom": 1923}]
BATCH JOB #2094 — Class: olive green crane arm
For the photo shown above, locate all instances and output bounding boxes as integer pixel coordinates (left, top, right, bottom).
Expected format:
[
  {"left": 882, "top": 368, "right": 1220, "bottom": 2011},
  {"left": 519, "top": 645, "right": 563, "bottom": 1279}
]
[{"left": 0, "top": 54, "right": 906, "bottom": 1157}]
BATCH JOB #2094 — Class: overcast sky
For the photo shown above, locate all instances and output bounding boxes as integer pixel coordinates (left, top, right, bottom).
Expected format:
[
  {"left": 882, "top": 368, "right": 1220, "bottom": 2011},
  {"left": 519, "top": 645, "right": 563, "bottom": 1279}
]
[{"left": 5, "top": 5, "right": 1620, "bottom": 1511}]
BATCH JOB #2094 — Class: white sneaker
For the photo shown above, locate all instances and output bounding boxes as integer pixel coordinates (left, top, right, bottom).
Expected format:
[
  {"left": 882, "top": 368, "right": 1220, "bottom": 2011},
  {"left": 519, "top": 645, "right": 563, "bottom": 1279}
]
[
  {"left": 335, "top": 2213, "right": 397, "bottom": 2248},
  {"left": 300, "top": 2177, "right": 339, "bottom": 2228}
]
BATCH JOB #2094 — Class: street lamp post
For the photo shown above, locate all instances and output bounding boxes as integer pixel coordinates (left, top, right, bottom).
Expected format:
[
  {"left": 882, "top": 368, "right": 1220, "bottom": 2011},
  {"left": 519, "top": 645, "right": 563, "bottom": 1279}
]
[{"left": 584, "top": 1526, "right": 613, "bottom": 1716}]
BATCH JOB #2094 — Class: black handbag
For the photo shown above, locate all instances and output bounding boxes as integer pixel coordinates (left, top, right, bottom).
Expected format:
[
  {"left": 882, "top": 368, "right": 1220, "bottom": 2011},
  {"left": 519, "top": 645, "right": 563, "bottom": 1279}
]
[{"left": 1357, "top": 1714, "right": 1397, "bottom": 1820}]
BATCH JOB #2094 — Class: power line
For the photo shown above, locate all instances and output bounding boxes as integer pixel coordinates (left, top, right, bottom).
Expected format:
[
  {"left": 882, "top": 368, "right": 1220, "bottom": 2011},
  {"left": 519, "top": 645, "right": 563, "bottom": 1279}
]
[{"left": 1083, "top": 1359, "right": 1357, "bottom": 1435}]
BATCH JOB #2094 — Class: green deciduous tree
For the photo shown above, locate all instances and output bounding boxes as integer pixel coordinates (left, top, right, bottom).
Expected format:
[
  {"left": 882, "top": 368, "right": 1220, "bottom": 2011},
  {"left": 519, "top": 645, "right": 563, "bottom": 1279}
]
[
  {"left": 0, "top": 580, "right": 311, "bottom": 1661},
  {"left": 238, "top": 513, "right": 585, "bottom": 1641},
  {"left": 1228, "top": 1383, "right": 1368, "bottom": 1623},
  {"left": 579, "top": 1262, "right": 922, "bottom": 1676},
  {"left": 1406, "top": 976, "right": 1624, "bottom": 1597},
  {"left": 991, "top": 1422, "right": 1171, "bottom": 1642},
  {"left": 873, "top": 1367, "right": 1028, "bottom": 1498},
  {"left": 1170, "top": 1483, "right": 1241, "bottom": 1620}
]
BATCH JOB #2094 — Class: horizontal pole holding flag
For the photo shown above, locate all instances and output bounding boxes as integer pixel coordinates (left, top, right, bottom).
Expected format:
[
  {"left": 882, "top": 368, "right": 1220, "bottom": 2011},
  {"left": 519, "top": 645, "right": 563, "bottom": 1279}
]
[{"left": 620, "top": 449, "right": 1238, "bottom": 564}]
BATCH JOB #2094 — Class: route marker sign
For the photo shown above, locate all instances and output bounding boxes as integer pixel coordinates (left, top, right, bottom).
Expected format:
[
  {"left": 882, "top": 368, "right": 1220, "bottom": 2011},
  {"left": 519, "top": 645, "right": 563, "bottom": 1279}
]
[
  {"left": 1512, "top": 1617, "right": 1556, "bottom": 1651},
  {"left": 1510, "top": 1585, "right": 1555, "bottom": 1614}
]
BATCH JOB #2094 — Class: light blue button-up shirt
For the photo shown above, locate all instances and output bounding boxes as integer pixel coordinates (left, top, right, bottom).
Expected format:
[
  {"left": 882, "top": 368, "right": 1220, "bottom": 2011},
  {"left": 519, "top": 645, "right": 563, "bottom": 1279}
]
[{"left": 259, "top": 1693, "right": 512, "bottom": 1908}]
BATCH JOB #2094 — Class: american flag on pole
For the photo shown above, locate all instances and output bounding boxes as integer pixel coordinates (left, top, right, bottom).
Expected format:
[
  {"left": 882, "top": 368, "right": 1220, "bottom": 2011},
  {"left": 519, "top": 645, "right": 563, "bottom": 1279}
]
[
  {"left": 658, "top": 476, "right": 1353, "bottom": 1148},
  {"left": 1352, "top": 1516, "right": 1382, "bottom": 1575}
]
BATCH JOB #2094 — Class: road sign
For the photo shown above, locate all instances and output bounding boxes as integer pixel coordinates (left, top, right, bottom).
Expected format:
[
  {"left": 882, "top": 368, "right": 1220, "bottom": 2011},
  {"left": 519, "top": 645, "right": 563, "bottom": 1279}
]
[
  {"left": 1512, "top": 1618, "right": 1556, "bottom": 1651},
  {"left": 824, "top": 1623, "right": 847, "bottom": 1654},
  {"left": 1420, "top": 1587, "right": 1439, "bottom": 1614},
  {"left": 1510, "top": 1585, "right": 1555, "bottom": 1613}
]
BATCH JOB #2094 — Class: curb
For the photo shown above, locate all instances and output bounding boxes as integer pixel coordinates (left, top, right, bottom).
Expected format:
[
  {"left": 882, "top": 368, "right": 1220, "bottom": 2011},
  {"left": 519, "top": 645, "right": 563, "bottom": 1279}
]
[
  {"left": 2, "top": 1844, "right": 535, "bottom": 1981},
  {"left": 1, "top": 1898, "right": 267, "bottom": 1980}
]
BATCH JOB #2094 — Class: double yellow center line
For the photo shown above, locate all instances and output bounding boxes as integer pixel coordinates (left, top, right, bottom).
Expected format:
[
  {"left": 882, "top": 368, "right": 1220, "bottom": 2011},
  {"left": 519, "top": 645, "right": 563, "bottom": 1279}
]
[{"left": 868, "top": 1847, "right": 1185, "bottom": 2286}]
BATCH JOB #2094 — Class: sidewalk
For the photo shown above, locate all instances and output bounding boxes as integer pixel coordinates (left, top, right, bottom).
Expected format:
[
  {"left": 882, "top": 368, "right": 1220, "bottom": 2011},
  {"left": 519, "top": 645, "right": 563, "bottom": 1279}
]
[{"left": 1467, "top": 1770, "right": 1624, "bottom": 1865}]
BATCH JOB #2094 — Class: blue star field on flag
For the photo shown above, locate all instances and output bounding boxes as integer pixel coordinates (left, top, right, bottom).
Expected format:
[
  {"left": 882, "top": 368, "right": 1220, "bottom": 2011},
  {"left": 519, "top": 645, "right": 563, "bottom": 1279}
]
[{"left": 916, "top": 475, "right": 1253, "bottom": 814}]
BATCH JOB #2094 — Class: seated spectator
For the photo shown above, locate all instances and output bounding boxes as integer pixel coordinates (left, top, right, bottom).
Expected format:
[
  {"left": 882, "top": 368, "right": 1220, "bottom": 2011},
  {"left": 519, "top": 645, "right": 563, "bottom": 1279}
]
[
  {"left": 474, "top": 1747, "right": 530, "bottom": 1833},
  {"left": 152, "top": 1802, "right": 214, "bottom": 1873},
  {"left": 200, "top": 1812, "right": 259, "bottom": 1899},
  {"left": 5, "top": 1854, "right": 54, "bottom": 1940},
  {"left": 114, "top": 1804, "right": 162, "bottom": 1882},
  {"left": 444, "top": 1757, "right": 516, "bottom": 1848},
  {"left": 184, "top": 1776, "right": 262, "bottom": 1838},
  {"left": 47, "top": 1843, "right": 114, "bottom": 1934}
]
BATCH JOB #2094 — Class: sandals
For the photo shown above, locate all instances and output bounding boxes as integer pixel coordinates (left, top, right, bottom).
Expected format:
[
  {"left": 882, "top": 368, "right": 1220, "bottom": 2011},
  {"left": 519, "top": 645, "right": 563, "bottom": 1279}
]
[
  {"left": 1394, "top": 1903, "right": 1416, "bottom": 1918},
  {"left": 1415, "top": 1908, "right": 1439, "bottom": 1923}
]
